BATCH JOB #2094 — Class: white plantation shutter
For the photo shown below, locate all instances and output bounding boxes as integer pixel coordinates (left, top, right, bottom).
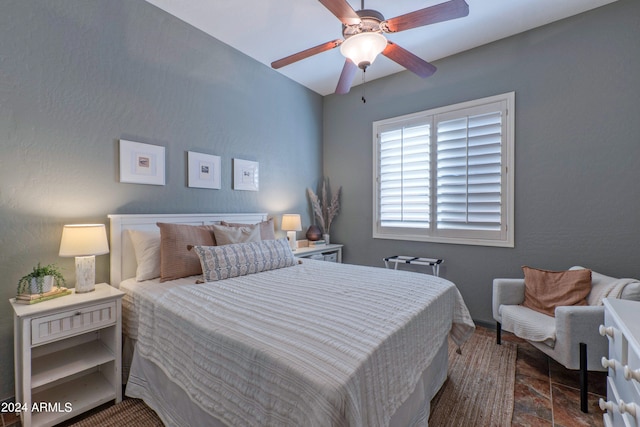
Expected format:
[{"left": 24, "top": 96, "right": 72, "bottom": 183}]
[
  {"left": 436, "top": 108, "right": 503, "bottom": 232},
  {"left": 379, "top": 120, "right": 430, "bottom": 228},
  {"left": 374, "top": 92, "right": 514, "bottom": 247}
]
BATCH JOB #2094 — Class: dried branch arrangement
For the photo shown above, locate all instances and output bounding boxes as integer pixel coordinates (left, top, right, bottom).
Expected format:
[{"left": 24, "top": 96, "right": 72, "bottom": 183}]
[{"left": 307, "top": 179, "right": 342, "bottom": 234}]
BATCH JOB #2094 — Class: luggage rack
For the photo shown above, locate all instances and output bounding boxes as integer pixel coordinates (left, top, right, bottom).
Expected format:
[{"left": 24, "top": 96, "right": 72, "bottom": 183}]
[{"left": 383, "top": 255, "right": 443, "bottom": 277}]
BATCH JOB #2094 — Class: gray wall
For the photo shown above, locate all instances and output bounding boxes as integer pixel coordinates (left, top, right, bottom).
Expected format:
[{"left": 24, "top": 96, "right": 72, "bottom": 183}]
[
  {"left": 323, "top": 0, "right": 640, "bottom": 325},
  {"left": 0, "top": 1, "right": 323, "bottom": 399}
]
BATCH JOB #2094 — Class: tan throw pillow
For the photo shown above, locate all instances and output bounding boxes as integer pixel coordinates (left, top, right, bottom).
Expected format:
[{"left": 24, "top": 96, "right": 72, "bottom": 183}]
[
  {"left": 522, "top": 266, "right": 592, "bottom": 317},
  {"left": 221, "top": 218, "right": 276, "bottom": 240},
  {"left": 211, "top": 223, "right": 261, "bottom": 246},
  {"left": 157, "top": 223, "right": 217, "bottom": 282}
]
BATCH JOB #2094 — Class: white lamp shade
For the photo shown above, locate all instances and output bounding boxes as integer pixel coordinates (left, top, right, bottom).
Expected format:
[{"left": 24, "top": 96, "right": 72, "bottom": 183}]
[
  {"left": 281, "top": 214, "right": 302, "bottom": 231},
  {"left": 340, "top": 32, "right": 388, "bottom": 69},
  {"left": 59, "top": 224, "right": 109, "bottom": 257}
]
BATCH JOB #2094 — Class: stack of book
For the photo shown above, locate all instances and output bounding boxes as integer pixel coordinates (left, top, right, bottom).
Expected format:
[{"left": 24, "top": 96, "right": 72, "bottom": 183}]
[
  {"left": 309, "top": 240, "right": 326, "bottom": 247},
  {"left": 15, "top": 287, "right": 71, "bottom": 305}
]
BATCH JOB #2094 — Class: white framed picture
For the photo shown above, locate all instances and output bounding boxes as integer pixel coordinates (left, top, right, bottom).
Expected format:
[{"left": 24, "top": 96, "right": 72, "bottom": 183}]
[
  {"left": 233, "top": 158, "right": 259, "bottom": 191},
  {"left": 188, "top": 151, "right": 221, "bottom": 189},
  {"left": 119, "top": 139, "right": 165, "bottom": 186}
]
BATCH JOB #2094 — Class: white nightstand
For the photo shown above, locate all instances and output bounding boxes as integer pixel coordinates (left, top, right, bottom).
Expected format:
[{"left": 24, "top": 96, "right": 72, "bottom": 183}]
[
  {"left": 294, "top": 244, "right": 343, "bottom": 263},
  {"left": 10, "top": 283, "right": 124, "bottom": 427}
]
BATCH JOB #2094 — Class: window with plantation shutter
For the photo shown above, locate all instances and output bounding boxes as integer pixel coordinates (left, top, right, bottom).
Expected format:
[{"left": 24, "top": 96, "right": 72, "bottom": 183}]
[
  {"left": 373, "top": 92, "right": 514, "bottom": 247},
  {"left": 379, "top": 117, "right": 431, "bottom": 229}
]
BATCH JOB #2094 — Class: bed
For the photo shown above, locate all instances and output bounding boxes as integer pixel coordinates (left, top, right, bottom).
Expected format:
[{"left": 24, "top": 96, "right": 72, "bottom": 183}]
[{"left": 109, "top": 213, "right": 475, "bottom": 427}]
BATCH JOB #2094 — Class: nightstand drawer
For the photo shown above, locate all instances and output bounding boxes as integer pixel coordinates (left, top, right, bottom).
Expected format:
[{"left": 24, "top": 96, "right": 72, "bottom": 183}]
[
  {"left": 31, "top": 301, "right": 117, "bottom": 345},
  {"left": 324, "top": 253, "right": 338, "bottom": 262}
]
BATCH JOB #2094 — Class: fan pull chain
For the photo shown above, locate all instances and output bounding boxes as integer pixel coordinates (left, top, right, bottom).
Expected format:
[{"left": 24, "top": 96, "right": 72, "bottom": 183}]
[{"left": 361, "top": 69, "right": 367, "bottom": 103}]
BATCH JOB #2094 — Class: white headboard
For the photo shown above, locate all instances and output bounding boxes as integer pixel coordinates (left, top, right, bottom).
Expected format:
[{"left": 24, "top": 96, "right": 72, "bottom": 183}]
[{"left": 108, "top": 213, "right": 269, "bottom": 287}]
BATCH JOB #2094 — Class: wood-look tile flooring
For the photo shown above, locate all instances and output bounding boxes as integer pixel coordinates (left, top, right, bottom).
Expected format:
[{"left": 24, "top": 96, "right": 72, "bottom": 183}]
[{"left": 2, "top": 326, "right": 606, "bottom": 427}]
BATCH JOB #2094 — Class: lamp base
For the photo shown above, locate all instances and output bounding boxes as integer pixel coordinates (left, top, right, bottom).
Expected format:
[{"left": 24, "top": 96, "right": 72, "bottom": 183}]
[
  {"left": 75, "top": 255, "right": 96, "bottom": 293},
  {"left": 286, "top": 231, "right": 297, "bottom": 251}
]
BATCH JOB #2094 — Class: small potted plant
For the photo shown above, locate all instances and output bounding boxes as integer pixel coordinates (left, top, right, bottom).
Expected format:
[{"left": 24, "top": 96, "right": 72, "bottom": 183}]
[{"left": 17, "top": 263, "right": 66, "bottom": 296}]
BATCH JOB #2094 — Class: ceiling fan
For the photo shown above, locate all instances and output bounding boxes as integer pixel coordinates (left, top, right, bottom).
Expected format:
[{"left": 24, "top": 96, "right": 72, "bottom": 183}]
[{"left": 271, "top": 0, "right": 469, "bottom": 94}]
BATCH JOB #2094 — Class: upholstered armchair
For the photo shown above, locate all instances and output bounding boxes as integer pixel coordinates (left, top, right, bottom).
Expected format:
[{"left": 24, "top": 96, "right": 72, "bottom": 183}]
[{"left": 492, "top": 266, "right": 640, "bottom": 413}]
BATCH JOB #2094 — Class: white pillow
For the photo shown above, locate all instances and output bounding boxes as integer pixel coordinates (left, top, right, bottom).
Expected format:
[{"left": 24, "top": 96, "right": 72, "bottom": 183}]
[{"left": 128, "top": 229, "right": 161, "bottom": 281}]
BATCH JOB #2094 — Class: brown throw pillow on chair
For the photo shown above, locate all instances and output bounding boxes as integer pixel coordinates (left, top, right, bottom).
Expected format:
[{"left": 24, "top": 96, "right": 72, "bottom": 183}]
[{"left": 521, "top": 266, "right": 592, "bottom": 317}]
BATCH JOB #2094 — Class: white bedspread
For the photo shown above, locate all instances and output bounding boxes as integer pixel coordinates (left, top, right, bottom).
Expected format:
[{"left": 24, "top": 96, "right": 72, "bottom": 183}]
[{"left": 124, "top": 259, "right": 474, "bottom": 427}]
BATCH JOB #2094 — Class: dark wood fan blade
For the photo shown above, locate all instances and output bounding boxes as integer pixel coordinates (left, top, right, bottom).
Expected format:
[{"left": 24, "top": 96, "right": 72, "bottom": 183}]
[
  {"left": 335, "top": 59, "right": 358, "bottom": 94},
  {"left": 271, "top": 39, "right": 343, "bottom": 69},
  {"left": 382, "top": 42, "right": 436, "bottom": 78},
  {"left": 383, "top": 0, "right": 469, "bottom": 33},
  {"left": 318, "top": 0, "right": 361, "bottom": 25}
]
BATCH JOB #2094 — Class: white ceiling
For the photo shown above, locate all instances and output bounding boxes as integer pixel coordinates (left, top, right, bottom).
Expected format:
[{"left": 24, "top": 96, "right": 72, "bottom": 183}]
[{"left": 145, "top": 0, "right": 617, "bottom": 96}]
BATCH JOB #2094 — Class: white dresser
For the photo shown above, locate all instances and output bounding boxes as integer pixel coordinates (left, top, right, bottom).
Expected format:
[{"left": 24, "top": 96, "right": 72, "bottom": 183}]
[{"left": 600, "top": 298, "right": 640, "bottom": 427}]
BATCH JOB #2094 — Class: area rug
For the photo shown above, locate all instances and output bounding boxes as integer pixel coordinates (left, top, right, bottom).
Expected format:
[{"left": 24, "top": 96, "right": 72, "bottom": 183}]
[
  {"left": 68, "top": 398, "right": 162, "bottom": 427},
  {"left": 429, "top": 331, "right": 517, "bottom": 427}
]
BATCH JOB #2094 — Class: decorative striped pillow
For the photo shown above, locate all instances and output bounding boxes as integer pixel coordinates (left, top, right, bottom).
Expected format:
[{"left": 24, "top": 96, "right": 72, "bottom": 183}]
[{"left": 192, "top": 238, "right": 296, "bottom": 282}]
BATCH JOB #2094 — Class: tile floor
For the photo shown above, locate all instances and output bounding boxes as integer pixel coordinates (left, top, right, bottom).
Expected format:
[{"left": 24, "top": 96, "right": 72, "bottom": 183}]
[
  {"left": 1, "top": 326, "right": 607, "bottom": 427},
  {"left": 496, "top": 327, "right": 606, "bottom": 427}
]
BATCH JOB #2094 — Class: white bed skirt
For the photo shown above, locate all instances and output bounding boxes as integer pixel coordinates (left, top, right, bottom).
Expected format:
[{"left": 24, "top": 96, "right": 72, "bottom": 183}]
[{"left": 125, "top": 334, "right": 449, "bottom": 427}]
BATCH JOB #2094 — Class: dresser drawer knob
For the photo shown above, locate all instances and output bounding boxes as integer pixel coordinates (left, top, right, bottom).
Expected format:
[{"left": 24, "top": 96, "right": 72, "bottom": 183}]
[
  {"left": 599, "top": 325, "right": 615, "bottom": 337},
  {"left": 624, "top": 366, "right": 640, "bottom": 382},
  {"left": 601, "top": 357, "right": 616, "bottom": 371},
  {"left": 619, "top": 400, "right": 638, "bottom": 418},
  {"left": 599, "top": 398, "right": 615, "bottom": 412}
]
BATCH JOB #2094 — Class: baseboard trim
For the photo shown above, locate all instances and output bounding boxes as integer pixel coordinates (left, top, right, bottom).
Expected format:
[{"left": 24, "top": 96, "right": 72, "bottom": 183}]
[{"left": 473, "top": 319, "right": 496, "bottom": 330}]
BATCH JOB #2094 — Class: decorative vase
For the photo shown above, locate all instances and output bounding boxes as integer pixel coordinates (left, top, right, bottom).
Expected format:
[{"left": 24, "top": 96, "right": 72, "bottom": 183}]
[
  {"left": 29, "top": 276, "right": 54, "bottom": 294},
  {"left": 306, "top": 225, "right": 322, "bottom": 241},
  {"left": 323, "top": 234, "right": 330, "bottom": 245}
]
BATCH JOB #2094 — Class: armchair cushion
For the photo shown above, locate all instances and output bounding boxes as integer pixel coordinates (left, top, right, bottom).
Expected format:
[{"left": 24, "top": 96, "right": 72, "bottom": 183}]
[
  {"left": 522, "top": 266, "right": 591, "bottom": 317},
  {"left": 500, "top": 305, "right": 556, "bottom": 347}
]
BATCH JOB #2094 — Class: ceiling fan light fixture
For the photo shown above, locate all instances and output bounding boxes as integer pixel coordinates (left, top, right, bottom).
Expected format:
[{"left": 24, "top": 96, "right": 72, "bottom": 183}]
[{"left": 340, "top": 32, "right": 387, "bottom": 70}]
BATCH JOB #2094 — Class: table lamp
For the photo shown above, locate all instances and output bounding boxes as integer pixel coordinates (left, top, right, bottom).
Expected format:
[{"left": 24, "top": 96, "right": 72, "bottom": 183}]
[
  {"left": 281, "top": 214, "right": 302, "bottom": 250},
  {"left": 59, "top": 224, "right": 109, "bottom": 293}
]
